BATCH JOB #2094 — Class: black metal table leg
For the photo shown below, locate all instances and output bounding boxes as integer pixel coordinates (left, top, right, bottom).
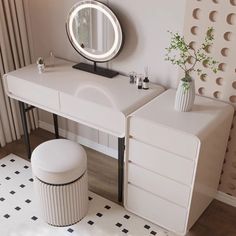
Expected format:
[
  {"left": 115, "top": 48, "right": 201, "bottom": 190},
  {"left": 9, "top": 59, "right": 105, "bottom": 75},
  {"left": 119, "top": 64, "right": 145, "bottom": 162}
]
[
  {"left": 118, "top": 137, "right": 125, "bottom": 203},
  {"left": 19, "top": 101, "right": 31, "bottom": 159},
  {"left": 53, "top": 114, "right": 59, "bottom": 139}
]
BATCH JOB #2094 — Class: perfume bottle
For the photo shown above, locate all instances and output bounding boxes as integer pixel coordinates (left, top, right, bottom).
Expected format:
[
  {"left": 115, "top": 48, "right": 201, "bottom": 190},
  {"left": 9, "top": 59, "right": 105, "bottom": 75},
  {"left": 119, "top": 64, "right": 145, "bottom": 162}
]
[
  {"left": 49, "top": 51, "right": 55, "bottom": 67},
  {"left": 143, "top": 66, "right": 150, "bottom": 90},
  {"left": 36, "top": 57, "right": 45, "bottom": 74},
  {"left": 136, "top": 74, "right": 143, "bottom": 89}
]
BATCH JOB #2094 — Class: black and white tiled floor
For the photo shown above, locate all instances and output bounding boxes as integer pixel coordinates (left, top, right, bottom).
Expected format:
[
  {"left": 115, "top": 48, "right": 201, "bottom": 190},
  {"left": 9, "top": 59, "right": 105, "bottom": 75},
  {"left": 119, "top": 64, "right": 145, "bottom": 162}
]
[{"left": 0, "top": 154, "right": 175, "bottom": 236}]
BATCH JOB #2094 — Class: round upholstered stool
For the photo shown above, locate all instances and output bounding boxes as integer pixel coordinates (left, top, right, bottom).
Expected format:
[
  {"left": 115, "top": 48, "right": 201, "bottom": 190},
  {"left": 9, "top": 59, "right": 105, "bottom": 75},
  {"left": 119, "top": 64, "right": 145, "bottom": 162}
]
[{"left": 31, "top": 139, "right": 88, "bottom": 227}]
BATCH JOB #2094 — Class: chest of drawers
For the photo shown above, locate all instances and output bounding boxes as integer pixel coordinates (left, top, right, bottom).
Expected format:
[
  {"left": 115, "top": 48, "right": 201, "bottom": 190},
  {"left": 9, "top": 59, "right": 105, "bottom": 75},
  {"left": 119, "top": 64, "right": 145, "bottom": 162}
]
[{"left": 124, "top": 89, "right": 234, "bottom": 235}]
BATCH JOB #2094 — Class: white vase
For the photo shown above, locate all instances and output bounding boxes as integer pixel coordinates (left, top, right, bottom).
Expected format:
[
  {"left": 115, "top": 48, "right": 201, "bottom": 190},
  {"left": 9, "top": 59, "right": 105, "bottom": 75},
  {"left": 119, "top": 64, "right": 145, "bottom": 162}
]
[{"left": 174, "top": 79, "right": 195, "bottom": 112}]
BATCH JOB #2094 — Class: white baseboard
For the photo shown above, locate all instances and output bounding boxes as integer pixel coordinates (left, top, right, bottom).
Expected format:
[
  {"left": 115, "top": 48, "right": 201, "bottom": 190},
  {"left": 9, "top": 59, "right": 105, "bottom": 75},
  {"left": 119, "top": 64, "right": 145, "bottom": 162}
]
[
  {"left": 215, "top": 191, "right": 236, "bottom": 207},
  {"left": 38, "top": 121, "right": 118, "bottom": 159}
]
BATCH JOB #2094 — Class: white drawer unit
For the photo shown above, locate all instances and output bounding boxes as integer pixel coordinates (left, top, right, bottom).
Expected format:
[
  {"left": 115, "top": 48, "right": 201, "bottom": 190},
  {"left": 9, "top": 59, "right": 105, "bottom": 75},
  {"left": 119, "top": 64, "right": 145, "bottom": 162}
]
[{"left": 124, "top": 89, "right": 234, "bottom": 235}]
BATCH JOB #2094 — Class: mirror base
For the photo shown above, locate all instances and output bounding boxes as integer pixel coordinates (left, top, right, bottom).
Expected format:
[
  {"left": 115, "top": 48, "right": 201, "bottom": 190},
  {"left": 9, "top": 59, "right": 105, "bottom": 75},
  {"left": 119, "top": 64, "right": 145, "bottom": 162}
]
[{"left": 72, "top": 63, "right": 119, "bottom": 78}]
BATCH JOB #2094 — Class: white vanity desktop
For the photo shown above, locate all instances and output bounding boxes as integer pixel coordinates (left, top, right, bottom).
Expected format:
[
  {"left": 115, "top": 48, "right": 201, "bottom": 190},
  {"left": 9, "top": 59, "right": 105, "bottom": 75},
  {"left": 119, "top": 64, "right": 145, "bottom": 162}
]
[
  {"left": 3, "top": 58, "right": 164, "bottom": 137},
  {"left": 3, "top": 58, "right": 234, "bottom": 235}
]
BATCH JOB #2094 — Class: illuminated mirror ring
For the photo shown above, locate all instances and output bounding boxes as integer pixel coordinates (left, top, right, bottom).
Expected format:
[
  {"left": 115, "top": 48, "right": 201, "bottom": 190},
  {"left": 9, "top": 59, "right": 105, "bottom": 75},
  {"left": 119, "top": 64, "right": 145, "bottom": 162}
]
[{"left": 66, "top": 0, "right": 123, "bottom": 62}]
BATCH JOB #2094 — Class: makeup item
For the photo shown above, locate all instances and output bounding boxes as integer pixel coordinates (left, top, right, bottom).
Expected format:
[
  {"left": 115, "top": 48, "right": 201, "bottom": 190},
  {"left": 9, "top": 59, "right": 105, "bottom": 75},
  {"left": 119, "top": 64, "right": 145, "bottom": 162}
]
[
  {"left": 129, "top": 71, "right": 136, "bottom": 84},
  {"left": 49, "top": 51, "right": 55, "bottom": 67},
  {"left": 143, "top": 66, "right": 149, "bottom": 90},
  {"left": 137, "top": 74, "right": 143, "bottom": 89},
  {"left": 36, "top": 57, "right": 45, "bottom": 74},
  {"left": 143, "top": 77, "right": 149, "bottom": 90}
]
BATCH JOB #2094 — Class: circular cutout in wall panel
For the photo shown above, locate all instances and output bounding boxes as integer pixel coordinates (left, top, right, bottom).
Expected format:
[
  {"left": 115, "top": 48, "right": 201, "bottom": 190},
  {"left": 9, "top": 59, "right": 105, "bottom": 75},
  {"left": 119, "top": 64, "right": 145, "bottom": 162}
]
[
  {"left": 230, "top": 95, "right": 236, "bottom": 103},
  {"left": 200, "top": 74, "right": 207, "bottom": 81},
  {"left": 202, "top": 60, "right": 210, "bottom": 68},
  {"left": 224, "top": 31, "right": 233, "bottom": 41},
  {"left": 190, "top": 26, "right": 199, "bottom": 35},
  {"left": 216, "top": 77, "right": 224, "bottom": 85},
  {"left": 221, "top": 48, "right": 230, "bottom": 57},
  {"left": 205, "top": 45, "right": 213, "bottom": 53},
  {"left": 226, "top": 13, "right": 236, "bottom": 25},
  {"left": 212, "top": 0, "right": 219, "bottom": 3},
  {"left": 213, "top": 91, "right": 221, "bottom": 99},
  {"left": 230, "top": 0, "right": 236, "bottom": 6},
  {"left": 209, "top": 11, "right": 218, "bottom": 22},
  {"left": 189, "top": 41, "right": 197, "bottom": 50},
  {"left": 193, "top": 8, "right": 201, "bottom": 20},
  {"left": 187, "top": 56, "right": 195, "bottom": 65},
  {"left": 232, "top": 81, "right": 236, "bottom": 89},
  {"left": 218, "top": 63, "right": 227, "bottom": 72},
  {"left": 198, "top": 87, "right": 206, "bottom": 95}
]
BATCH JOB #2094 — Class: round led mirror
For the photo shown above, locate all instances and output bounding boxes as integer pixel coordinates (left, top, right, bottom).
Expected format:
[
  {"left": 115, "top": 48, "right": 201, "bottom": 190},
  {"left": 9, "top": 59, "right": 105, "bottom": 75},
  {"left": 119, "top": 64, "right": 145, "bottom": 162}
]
[{"left": 66, "top": 0, "right": 123, "bottom": 77}]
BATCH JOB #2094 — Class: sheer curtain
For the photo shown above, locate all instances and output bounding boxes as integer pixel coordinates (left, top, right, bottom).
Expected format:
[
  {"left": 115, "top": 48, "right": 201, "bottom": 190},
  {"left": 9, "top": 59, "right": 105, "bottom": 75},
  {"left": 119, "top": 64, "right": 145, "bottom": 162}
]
[{"left": 0, "top": 0, "right": 38, "bottom": 147}]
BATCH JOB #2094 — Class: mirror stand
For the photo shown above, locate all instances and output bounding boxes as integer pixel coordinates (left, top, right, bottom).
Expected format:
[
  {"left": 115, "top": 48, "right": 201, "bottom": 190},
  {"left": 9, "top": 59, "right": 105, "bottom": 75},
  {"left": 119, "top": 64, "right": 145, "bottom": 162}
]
[
  {"left": 67, "top": 0, "right": 123, "bottom": 79},
  {"left": 72, "top": 62, "right": 119, "bottom": 78}
]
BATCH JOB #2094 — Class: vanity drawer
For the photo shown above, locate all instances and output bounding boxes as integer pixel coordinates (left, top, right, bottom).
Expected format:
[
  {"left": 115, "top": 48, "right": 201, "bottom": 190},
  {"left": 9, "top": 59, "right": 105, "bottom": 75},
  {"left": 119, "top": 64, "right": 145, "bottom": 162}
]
[
  {"left": 60, "top": 93, "right": 125, "bottom": 136},
  {"left": 6, "top": 76, "right": 59, "bottom": 110},
  {"left": 126, "top": 184, "right": 187, "bottom": 233},
  {"left": 129, "top": 117, "right": 200, "bottom": 160},
  {"left": 128, "top": 138, "right": 195, "bottom": 186},
  {"left": 128, "top": 163, "right": 191, "bottom": 207}
]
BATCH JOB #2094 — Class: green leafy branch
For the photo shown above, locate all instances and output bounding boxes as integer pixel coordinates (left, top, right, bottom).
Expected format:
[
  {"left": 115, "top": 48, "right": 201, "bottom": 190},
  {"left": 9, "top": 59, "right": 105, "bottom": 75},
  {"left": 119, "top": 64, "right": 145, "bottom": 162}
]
[{"left": 165, "top": 27, "right": 219, "bottom": 82}]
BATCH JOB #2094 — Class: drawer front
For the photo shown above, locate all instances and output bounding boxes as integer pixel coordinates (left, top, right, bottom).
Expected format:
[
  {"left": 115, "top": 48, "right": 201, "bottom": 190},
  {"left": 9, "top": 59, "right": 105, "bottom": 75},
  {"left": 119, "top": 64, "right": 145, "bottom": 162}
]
[
  {"left": 128, "top": 138, "right": 195, "bottom": 186},
  {"left": 126, "top": 184, "right": 187, "bottom": 233},
  {"left": 128, "top": 163, "right": 191, "bottom": 207},
  {"left": 129, "top": 117, "right": 200, "bottom": 160},
  {"left": 60, "top": 93, "right": 125, "bottom": 136},
  {"left": 7, "top": 76, "right": 59, "bottom": 110}
]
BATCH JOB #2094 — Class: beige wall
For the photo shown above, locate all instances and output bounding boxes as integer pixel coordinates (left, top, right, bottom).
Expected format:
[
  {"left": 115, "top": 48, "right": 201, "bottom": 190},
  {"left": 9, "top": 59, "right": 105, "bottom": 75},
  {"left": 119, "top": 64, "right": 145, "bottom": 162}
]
[
  {"left": 183, "top": 0, "right": 236, "bottom": 197},
  {"left": 24, "top": 0, "right": 187, "bottom": 153}
]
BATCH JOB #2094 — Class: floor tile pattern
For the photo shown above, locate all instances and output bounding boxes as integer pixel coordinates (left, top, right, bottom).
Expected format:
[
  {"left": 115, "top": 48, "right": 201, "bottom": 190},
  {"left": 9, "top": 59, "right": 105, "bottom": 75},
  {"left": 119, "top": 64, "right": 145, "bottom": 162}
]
[{"left": 0, "top": 154, "right": 175, "bottom": 236}]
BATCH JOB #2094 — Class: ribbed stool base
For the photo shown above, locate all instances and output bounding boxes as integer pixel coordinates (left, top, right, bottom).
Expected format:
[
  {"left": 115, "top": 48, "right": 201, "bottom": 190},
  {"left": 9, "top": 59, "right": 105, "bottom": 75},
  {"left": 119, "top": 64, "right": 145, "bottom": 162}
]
[{"left": 34, "top": 172, "right": 88, "bottom": 226}]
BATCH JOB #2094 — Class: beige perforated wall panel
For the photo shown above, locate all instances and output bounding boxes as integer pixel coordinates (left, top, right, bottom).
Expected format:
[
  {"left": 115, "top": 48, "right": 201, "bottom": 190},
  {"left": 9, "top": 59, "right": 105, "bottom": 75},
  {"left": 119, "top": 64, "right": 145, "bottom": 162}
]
[{"left": 184, "top": 0, "right": 236, "bottom": 196}]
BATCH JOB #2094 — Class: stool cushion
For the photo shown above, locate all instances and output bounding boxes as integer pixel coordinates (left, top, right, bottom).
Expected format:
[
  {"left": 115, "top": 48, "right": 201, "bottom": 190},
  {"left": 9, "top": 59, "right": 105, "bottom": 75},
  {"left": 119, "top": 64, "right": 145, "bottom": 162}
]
[{"left": 31, "top": 139, "right": 87, "bottom": 185}]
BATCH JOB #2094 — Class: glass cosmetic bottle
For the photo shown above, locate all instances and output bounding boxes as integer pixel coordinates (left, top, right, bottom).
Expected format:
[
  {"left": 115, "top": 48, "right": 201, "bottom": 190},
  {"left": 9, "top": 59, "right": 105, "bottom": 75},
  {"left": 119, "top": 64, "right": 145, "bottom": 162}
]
[
  {"left": 137, "top": 74, "right": 143, "bottom": 89},
  {"left": 143, "top": 66, "right": 149, "bottom": 90}
]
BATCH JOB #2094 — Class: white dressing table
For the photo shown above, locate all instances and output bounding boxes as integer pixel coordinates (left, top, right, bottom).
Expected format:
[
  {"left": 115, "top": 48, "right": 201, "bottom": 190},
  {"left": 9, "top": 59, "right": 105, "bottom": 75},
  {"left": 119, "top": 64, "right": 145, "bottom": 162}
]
[{"left": 3, "top": 58, "right": 165, "bottom": 202}]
